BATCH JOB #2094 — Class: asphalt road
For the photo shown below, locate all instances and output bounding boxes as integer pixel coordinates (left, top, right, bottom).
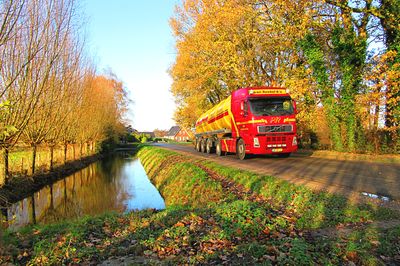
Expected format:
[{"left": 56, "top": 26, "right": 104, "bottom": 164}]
[{"left": 154, "top": 143, "right": 400, "bottom": 202}]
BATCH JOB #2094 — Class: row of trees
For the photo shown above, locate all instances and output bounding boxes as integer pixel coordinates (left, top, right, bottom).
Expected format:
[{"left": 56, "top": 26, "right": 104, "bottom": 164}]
[
  {"left": 170, "top": 0, "right": 399, "bottom": 153},
  {"left": 0, "top": 0, "right": 127, "bottom": 185}
]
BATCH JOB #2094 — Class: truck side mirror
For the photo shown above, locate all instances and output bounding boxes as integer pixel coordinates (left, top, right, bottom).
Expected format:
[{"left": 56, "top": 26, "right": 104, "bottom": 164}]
[
  {"left": 240, "top": 101, "right": 248, "bottom": 116},
  {"left": 293, "top": 100, "right": 298, "bottom": 114}
]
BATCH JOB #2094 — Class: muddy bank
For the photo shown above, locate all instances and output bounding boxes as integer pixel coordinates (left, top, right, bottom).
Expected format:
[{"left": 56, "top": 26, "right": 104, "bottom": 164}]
[{"left": 0, "top": 155, "right": 101, "bottom": 208}]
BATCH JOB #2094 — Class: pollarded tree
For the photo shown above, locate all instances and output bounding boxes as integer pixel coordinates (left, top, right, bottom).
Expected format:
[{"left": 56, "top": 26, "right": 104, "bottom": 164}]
[
  {"left": 43, "top": 37, "right": 87, "bottom": 170},
  {"left": 0, "top": 0, "right": 64, "bottom": 182},
  {"left": 21, "top": 0, "right": 81, "bottom": 174}
]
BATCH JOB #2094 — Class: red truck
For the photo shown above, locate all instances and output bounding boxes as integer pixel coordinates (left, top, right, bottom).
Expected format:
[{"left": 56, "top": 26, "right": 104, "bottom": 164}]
[{"left": 194, "top": 86, "right": 298, "bottom": 159}]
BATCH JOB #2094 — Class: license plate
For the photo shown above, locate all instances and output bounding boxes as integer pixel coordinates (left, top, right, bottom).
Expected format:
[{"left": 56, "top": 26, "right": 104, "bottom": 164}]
[{"left": 272, "top": 148, "right": 283, "bottom": 152}]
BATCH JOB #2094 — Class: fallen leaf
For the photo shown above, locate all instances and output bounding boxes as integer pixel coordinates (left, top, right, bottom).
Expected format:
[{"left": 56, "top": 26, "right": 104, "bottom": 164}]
[
  {"left": 346, "top": 251, "right": 358, "bottom": 262},
  {"left": 263, "top": 227, "right": 270, "bottom": 235},
  {"left": 175, "top": 222, "right": 185, "bottom": 227}
]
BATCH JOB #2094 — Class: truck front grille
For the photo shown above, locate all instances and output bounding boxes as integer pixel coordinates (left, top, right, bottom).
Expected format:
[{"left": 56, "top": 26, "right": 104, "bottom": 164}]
[{"left": 258, "top": 125, "right": 292, "bottom": 133}]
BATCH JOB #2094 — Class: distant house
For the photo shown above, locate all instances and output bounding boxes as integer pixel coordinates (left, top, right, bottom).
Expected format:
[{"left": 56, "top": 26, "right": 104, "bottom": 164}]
[
  {"left": 165, "top": 126, "right": 192, "bottom": 142},
  {"left": 126, "top": 125, "right": 138, "bottom": 134},
  {"left": 165, "top": 126, "right": 180, "bottom": 140}
]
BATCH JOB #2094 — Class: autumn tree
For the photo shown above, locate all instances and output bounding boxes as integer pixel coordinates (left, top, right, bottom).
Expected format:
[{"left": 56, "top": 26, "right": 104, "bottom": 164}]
[
  {"left": 170, "top": 0, "right": 399, "bottom": 152},
  {"left": 44, "top": 41, "right": 87, "bottom": 170},
  {"left": 170, "top": 0, "right": 315, "bottom": 127},
  {"left": 0, "top": 0, "right": 65, "bottom": 181},
  {"left": 21, "top": 0, "right": 82, "bottom": 174},
  {"left": 322, "top": 0, "right": 400, "bottom": 150},
  {"left": 74, "top": 73, "right": 128, "bottom": 155},
  {"left": 153, "top": 129, "right": 168, "bottom": 138},
  {"left": 170, "top": 0, "right": 322, "bottom": 135},
  {"left": 0, "top": 0, "right": 129, "bottom": 185}
]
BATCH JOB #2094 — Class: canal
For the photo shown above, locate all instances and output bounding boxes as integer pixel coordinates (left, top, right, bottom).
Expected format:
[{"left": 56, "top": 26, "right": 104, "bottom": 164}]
[{"left": 2, "top": 153, "right": 165, "bottom": 229}]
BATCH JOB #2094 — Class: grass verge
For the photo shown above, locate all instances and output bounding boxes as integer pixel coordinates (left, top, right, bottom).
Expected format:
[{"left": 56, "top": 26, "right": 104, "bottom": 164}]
[
  {"left": 1, "top": 146, "right": 399, "bottom": 265},
  {"left": 298, "top": 149, "right": 400, "bottom": 164}
]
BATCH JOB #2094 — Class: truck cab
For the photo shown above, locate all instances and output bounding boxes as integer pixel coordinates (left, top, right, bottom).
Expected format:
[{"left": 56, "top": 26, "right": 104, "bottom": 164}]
[{"left": 231, "top": 87, "right": 298, "bottom": 159}]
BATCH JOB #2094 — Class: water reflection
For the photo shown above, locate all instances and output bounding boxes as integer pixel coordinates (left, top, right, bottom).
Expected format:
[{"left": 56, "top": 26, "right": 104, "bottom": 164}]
[{"left": 4, "top": 154, "right": 165, "bottom": 229}]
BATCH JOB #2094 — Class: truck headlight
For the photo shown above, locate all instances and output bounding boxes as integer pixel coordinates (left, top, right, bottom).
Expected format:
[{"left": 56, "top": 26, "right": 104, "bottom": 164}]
[{"left": 254, "top": 137, "right": 260, "bottom": 148}]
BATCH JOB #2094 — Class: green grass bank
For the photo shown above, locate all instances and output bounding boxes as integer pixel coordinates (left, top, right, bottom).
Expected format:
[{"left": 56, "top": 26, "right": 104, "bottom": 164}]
[{"left": 1, "top": 146, "right": 399, "bottom": 265}]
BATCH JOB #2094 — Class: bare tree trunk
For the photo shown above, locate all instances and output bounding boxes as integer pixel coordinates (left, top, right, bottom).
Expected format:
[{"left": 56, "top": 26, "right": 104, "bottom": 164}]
[
  {"left": 49, "top": 145, "right": 54, "bottom": 171},
  {"left": 1, "top": 148, "right": 9, "bottom": 185},
  {"left": 373, "top": 105, "right": 379, "bottom": 129},
  {"left": 64, "top": 143, "right": 68, "bottom": 164},
  {"left": 31, "top": 145, "right": 37, "bottom": 175}
]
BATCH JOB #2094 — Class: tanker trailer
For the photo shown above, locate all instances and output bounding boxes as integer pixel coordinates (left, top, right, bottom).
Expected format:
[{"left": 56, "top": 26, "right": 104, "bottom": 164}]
[{"left": 194, "top": 86, "right": 298, "bottom": 160}]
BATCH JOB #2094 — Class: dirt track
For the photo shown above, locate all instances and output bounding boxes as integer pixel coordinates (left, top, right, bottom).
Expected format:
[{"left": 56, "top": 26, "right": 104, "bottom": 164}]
[{"left": 155, "top": 143, "right": 400, "bottom": 203}]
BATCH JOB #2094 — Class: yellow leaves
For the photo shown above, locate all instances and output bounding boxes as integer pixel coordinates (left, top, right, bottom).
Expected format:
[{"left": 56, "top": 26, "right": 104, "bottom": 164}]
[
  {"left": 365, "top": 49, "right": 400, "bottom": 128},
  {"left": 170, "top": 0, "right": 398, "bottom": 142},
  {"left": 171, "top": 1, "right": 273, "bottom": 125},
  {"left": 75, "top": 74, "right": 127, "bottom": 141},
  {"left": 33, "top": 254, "right": 50, "bottom": 264},
  {"left": 16, "top": 251, "right": 29, "bottom": 261}
]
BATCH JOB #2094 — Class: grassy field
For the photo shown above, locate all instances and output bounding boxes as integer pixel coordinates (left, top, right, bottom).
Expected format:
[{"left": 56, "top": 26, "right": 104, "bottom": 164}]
[
  {"left": 302, "top": 149, "right": 400, "bottom": 164},
  {"left": 0, "top": 145, "right": 95, "bottom": 179},
  {"left": 1, "top": 146, "right": 399, "bottom": 265}
]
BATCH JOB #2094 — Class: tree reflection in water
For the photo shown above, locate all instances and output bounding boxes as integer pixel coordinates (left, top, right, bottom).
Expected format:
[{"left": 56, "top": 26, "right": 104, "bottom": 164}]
[{"left": 5, "top": 153, "right": 165, "bottom": 229}]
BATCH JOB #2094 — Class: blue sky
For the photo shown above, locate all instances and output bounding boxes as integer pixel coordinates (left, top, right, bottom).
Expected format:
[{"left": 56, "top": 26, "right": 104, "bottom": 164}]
[{"left": 84, "top": 0, "right": 179, "bottom": 131}]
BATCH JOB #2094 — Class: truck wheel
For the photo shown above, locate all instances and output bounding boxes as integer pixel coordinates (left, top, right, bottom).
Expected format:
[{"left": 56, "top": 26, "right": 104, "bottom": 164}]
[
  {"left": 206, "top": 139, "right": 213, "bottom": 154},
  {"left": 196, "top": 139, "right": 201, "bottom": 152},
  {"left": 216, "top": 140, "right": 226, "bottom": 156},
  {"left": 237, "top": 139, "right": 246, "bottom": 160},
  {"left": 200, "top": 139, "right": 206, "bottom": 153}
]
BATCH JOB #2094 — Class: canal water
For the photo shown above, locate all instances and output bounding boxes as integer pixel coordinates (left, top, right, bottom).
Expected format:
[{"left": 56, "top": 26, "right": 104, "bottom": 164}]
[{"left": 2, "top": 153, "right": 165, "bottom": 229}]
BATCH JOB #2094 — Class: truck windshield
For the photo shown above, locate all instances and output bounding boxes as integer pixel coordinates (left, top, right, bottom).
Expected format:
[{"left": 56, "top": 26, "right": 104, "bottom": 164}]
[{"left": 248, "top": 97, "right": 294, "bottom": 116}]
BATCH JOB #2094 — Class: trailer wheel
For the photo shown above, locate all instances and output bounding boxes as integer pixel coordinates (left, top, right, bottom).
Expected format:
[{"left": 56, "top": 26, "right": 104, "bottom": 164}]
[
  {"left": 237, "top": 139, "right": 246, "bottom": 160},
  {"left": 195, "top": 139, "right": 201, "bottom": 152},
  {"left": 200, "top": 139, "right": 206, "bottom": 153},
  {"left": 206, "top": 139, "right": 213, "bottom": 154},
  {"left": 216, "top": 140, "right": 226, "bottom": 156}
]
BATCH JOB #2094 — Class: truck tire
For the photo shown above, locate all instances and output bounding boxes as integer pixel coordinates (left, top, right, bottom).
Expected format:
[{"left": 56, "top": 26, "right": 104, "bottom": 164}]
[
  {"left": 237, "top": 139, "right": 246, "bottom": 160},
  {"left": 200, "top": 139, "right": 206, "bottom": 153},
  {"left": 206, "top": 139, "right": 213, "bottom": 154},
  {"left": 195, "top": 139, "right": 201, "bottom": 152},
  {"left": 216, "top": 140, "right": 226, "bottom": 156}
]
